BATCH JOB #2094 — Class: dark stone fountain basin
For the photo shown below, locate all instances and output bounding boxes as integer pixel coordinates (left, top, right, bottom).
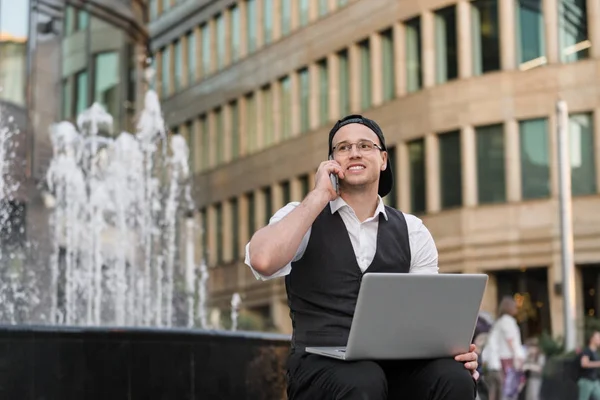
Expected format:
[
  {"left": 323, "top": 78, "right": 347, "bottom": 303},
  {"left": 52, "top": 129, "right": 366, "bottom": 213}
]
[{"left": 0, "top": 325, "right": 291, "bottom": 400}]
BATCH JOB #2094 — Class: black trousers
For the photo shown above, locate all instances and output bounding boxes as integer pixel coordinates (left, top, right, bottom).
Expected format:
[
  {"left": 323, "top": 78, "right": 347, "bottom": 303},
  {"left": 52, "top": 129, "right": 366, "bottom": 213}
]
[{"left": 287, "top": 353, "right": 476, "bottom": 400}]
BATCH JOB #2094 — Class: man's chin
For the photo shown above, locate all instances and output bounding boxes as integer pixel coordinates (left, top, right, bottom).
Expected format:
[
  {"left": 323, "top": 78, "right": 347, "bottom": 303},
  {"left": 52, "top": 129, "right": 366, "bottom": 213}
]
[{"left": 341, "top": 179, "right": 376, "bottom": 192}]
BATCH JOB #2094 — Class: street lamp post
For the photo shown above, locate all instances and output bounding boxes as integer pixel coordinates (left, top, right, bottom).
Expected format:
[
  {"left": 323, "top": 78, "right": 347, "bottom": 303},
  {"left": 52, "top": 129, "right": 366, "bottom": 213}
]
[{"left": 556, "top": 99, "right": 577, "bottom": 351}]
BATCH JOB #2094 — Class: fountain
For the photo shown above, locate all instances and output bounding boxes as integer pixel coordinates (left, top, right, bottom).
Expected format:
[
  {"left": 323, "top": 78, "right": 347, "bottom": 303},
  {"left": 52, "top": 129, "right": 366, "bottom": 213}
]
[
  {"left": 0, "top": 88, "right": 211, "bottom": 328},
  {"left": 0, "top": 109, "right": 39, "bottom": 325},
  {"left": 0, "top": 72, "right": 290, "bottom": 398},
  {"left": 42, "top": 90, "right": 206, "bottom": 328},
  {"left": 231, "top": 292, "right": 241, "bottom": 331}
]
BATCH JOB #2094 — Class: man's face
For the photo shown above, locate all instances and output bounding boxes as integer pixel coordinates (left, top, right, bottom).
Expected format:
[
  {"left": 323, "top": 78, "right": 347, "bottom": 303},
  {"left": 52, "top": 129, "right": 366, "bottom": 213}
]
[
  {"left": 330, "top": 123, "right": 387, "bottom": 192},
  {"left": 593, "top": 331, "right": 600, "bottom": 346}
]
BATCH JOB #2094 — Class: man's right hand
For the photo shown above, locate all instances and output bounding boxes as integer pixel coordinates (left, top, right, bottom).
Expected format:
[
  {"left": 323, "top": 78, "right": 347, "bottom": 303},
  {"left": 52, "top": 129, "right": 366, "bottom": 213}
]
[
  {"left": 315, "top": 160, "right": 345, "bottom": 201},
  {"left": 248, "top": 160, "right": 341, "bottom": 277}
]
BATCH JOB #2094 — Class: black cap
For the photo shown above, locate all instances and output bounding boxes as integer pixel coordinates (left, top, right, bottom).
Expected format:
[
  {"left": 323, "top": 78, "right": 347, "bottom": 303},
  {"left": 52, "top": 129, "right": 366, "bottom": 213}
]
[{"left": 327, "top": 114, "right": 393, "bottom": 198}]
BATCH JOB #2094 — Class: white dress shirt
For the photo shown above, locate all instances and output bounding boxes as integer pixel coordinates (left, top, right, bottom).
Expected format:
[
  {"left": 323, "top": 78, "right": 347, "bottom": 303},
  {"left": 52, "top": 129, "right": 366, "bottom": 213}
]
[
  {"left": 245, "top": 196, "right": 439, "bottom": 280},
  {"left": 482, "top": 315, "right": 526, "bottom": 370}
]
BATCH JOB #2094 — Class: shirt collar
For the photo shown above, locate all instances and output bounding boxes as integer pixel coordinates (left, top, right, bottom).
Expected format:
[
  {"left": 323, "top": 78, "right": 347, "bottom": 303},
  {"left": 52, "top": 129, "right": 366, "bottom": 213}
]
[{"left": 329, "top": 195, "right": 389, "bottom": 221}]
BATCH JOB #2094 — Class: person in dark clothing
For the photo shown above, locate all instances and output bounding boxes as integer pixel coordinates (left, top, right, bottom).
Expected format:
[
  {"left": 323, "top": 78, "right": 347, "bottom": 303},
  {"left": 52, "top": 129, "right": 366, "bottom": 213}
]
[
  {"left": 579, "top": 330, "right": 600, "bottom": 400},
  {"left": 246, "top": 115, "right": 479, "bottom": 399}
]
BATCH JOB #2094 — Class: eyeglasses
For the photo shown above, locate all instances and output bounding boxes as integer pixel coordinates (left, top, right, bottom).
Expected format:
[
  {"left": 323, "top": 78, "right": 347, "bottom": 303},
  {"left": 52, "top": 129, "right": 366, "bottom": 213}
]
[{"left": 332, "top": 140, "right": 383, "bottom": 156}]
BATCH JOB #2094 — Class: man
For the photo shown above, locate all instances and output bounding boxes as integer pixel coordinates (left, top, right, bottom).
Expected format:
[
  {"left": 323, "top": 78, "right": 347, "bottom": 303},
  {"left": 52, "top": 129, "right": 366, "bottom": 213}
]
[
  {"left": 482, "top": 296, "right": 525, "bottom": 400},
  {"left": 245, "top": 115, "right": 479, "bottom": 399},
  {"left": 578, "top": 330, "right": 600, "bottom": 400}
]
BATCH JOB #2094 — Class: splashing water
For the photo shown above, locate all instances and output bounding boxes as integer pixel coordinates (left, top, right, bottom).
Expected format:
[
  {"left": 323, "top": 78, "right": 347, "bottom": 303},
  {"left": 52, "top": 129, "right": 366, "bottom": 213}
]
[
  {"left": 0, "top": 84, "right": 216, "bottom": 329},
  {"left": 197, "top": 260, "right": 209, "bottom": 329},
  {"left": 0, "top": 106, "right": 39, "bottom": 324},
  {"left": 230, "top": 292, "right": 241, "bottom": 332},
  {"left": 41, "top": 91, "right": 199, "bottom": 327},
  {"left": 0, "top": 112, "right": 21, "bottom": 246}
]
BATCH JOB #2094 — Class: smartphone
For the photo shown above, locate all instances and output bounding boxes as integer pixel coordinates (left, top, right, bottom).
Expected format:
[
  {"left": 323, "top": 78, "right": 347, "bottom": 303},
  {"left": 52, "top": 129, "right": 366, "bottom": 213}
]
[
  {"left": 330, "top": 173, "right": 339, "bottom": 195},
  {"left": 328, "top": 155, "right": 339, "bottom": 195}
]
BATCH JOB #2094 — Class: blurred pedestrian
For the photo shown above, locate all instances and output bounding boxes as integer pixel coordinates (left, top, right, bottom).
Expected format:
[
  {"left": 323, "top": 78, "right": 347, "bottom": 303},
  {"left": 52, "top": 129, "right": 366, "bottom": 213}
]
[
  {"left": 522, "top": 337, "right": 545, "bottom": 400},
  {"left": 482, "top": 296, "right": 526, "bottom": 400},
  {"left": 578, "top": 330, "right": 600, "bottom": 400}
]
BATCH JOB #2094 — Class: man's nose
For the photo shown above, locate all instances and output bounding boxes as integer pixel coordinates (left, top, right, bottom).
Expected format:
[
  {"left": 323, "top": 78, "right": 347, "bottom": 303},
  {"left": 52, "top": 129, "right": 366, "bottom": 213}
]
[{"left": 348, "top": 145, "right": 362, "bottom": 158}]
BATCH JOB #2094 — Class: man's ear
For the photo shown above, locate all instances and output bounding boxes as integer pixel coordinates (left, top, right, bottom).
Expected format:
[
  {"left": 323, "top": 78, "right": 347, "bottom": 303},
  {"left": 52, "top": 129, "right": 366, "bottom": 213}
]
[{"left": 381, "top": 151, "right": 388, "bottom": 171}]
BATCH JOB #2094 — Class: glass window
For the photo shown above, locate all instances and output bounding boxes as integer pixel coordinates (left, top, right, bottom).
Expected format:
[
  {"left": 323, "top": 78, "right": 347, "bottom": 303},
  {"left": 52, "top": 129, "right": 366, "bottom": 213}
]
[
  {"left": 262, "top": 86, "right": 273, "bottom": 146},
  {"left": 381, "top": 29, "right": 395, "bottom": 102},
  {"left": 230, "top": 6, "right": 240, "bottom": 62},
  {"left": 94, "top": 52, "right": 120, "bottom": 119},
  {"left": 216, "top": 203, "right": 223, "bottom": 263},
  {"left": 359, "top": 39, "right": 371, "bottom": 110},
  {"left": 282, "top": 181, "right": 291, "bottom": 204},
  {"left": 338, "top": 50, "right": 350, "bottom": 116},
  {"left": 245, "top": 93, "right": 256, "bottom": 152},
  {"left": 476, "top": 124, "right": 506, "bottom": 204},
  {"left": 216, "top": 14, "right": 226, "bottom": 68},
  {"left": 318, "top": 59, "right": 329, "bottom": 125},
  {"left": 247, "top": 192, "right": 255, "bottom": 239},
  {"left": 517, "top": 0, "right": 545, "bottom": 67},
  {"left": 0, "top": 0, "right": 29, "bottom": 106},
  {"left": 384, "top": 147, "right": 397, "bottom": 208},
  {"left": 230, "top": 101, "right": 239, "bottom": 158},
  {"left": 174, "top": 40, "right": 182, "bottom": 91},
  {"left": 471, "top": 0, "right": 500, "bottom": 75},
  {"left": 435, "top": 5, "right": 458, "bottom": 83},
  {"left": 186, "top": 121, "right": 194, "bottom": 170},
  {"left": 64, "top": 6, "right": 75, "bottom": 35},
  {"left": 150, "top": 0, "right": 158, "bottom": 21},
  {"left": 281, "top": 0, "right": 291, "bottom": 35},
  {"left": 76, "top": 10, "right": 89, "bottom": 31},
  {"left": 246, "top": 0, "right": 257, "bottom": 52},
  {"left": 231, "top": 198, "right": 239, "bottom": 260},
  {"left": 559, "top": 0, "right": 589, "bottom": 62},
  {"left": 201, "top": 24, "right": 211, "bottom": 76},
  {"left": 161, "top": 46, "right": 170, "bottom": 96},
  {"left": 62, "top": 79, "right": 72, "bottom": 120},
  {"left": 75, "top": 70, "right": 88, "bottom": 116},
  {"left": 299, "top": 174, "right": 310, "bottom": 198},
  {"left": 569, "top": 113, "right": 596, "bottom": 196},
  {"left": 520, "top": 118, "right": 550, "bottom": 199},
  {"left": 187, "top": 31, "right": 196, "bottom": 83},
  {"left": 338, "top": 0, "right": 348, "bottom": 5},
  {"left": 215, "top": 108, "right": 224, "bottom": 164},
  {"left": 263, "top": 186, "right": 272, "bottom": 226},
  {"left": 264, "top": 0, "right": 273, "bottom": 44},
  {"left": 280, "top": 76, "right": 292, "bottom": 139},
  {"left": 408, "top": 139, "right": 426, "bottom": 214},
  {"left": 319, "top": 0, "right": 328, "bottom": 16},
  {"left": 405, "top": 17, "right": 422, "bottom": 93},
  {"left": 201, "top": 115, "right": 209, "bottom": 170},
  {"left": 300, "top": 0, "right": 310, "bottom": 26},
  {"left": 162, "top": 0, "right": 170, "bottom": 13},
  {"left": 299, "top": 68, "right": 310, "bottom": 133},
  {"left": 200, "top": 208, "right": 208, "bottom": 260},
  {"left": 439, "top": 131, "right": 462, "bottom": 209}
]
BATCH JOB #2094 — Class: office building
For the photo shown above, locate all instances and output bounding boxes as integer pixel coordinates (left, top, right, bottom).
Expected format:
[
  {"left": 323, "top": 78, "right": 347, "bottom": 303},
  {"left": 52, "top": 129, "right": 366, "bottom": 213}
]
[{"left": 151, "top": 0, "right": 600, "bottom": 340}]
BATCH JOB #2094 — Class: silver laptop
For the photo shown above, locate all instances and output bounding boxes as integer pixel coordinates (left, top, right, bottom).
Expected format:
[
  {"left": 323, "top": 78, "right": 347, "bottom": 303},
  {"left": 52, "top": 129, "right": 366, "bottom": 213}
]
[{"left": 305, "top": 273, "right": 488, "bottom": 361}]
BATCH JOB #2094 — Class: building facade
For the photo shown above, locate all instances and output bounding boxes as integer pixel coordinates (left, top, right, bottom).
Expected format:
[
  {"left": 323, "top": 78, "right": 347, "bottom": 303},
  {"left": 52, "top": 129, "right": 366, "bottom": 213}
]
[
  {"left": 151, "top": 0, "right": 600, "bottom": 340},
  {"left": 0, "top": 0, "right": 148, "bottom": 192}
]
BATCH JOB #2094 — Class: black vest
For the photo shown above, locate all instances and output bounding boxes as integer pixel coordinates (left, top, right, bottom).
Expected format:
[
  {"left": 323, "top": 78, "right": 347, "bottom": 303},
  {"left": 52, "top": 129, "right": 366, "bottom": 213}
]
[{"left": 284, "top": 204, "right": 411, "bottom": 354}]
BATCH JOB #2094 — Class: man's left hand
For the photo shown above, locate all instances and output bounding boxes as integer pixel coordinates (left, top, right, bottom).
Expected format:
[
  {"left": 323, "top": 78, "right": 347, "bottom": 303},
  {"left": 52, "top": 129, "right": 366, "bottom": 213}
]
[{"left": 455, "top": 344, "right": 479, "bottom": 381}]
